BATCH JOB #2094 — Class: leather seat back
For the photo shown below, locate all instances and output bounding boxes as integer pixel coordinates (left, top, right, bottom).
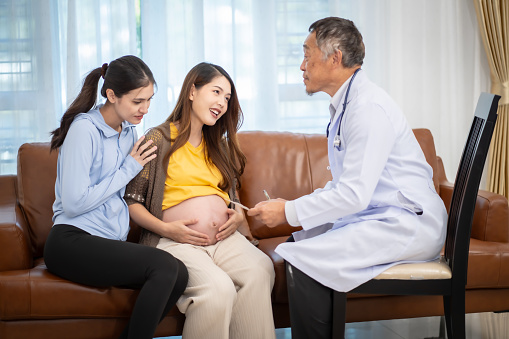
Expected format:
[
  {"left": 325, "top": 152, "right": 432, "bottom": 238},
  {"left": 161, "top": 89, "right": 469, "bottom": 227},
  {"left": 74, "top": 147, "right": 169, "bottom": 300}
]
[{"left": 238, "top": 129, "right": 439, "bottom": 240}]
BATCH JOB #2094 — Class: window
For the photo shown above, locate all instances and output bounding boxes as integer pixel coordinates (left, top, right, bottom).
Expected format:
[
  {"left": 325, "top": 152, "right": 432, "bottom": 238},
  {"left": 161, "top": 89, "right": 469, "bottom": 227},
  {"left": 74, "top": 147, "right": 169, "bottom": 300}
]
[
  {"left": 0, "top": 0, "right": 491, "bottom": 181},
  {"left": 275, "top": 0, "right": 330, "bottom": 133},
  {"left": 0, "top": 0, "right": 37, "bottom": 174}
]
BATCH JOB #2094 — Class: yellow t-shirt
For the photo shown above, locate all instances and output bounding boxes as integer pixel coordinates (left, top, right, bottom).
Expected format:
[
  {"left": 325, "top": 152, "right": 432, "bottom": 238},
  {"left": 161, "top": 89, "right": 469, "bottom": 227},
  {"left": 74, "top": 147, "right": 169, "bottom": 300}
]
[{"left": 162, "top": 123, "right": 229, "bottom": 210}]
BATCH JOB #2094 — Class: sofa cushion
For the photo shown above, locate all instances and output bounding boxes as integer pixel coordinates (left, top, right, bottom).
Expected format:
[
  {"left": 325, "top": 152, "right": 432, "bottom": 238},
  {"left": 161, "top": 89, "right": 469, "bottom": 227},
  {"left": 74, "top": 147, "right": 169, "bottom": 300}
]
[
  {"left": 238, "top": 132, "right": 314, "bottom": 239},
  {"left": 0, "top": 261, "right": 131, "bottom": 320},
  {"left": 0, "top": 260, "right": 182, "bottom": 320},
  {"left": 238, "top": 132, "right": 332, "bottom": 239},
  {"left": 258, "top": 236, "right": 289, "bottom": 303}
]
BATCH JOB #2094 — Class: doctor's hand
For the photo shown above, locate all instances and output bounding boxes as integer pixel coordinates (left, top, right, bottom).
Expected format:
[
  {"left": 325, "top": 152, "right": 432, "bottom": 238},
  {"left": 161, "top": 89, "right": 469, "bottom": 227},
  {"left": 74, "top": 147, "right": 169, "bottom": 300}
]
[{"left": 247, "top": 199, "right": 287, "bottom": 228}]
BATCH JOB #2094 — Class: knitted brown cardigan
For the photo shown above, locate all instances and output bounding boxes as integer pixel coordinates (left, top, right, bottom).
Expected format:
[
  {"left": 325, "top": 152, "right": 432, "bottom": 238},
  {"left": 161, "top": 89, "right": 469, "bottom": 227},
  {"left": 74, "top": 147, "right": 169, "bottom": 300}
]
[{"left": 124, "top": 122, "right": 238, "bottom": 247}]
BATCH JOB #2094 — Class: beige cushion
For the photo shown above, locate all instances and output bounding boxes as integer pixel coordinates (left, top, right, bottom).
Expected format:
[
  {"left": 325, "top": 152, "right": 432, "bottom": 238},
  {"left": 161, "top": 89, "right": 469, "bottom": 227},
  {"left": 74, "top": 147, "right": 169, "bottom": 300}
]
[{"left": 374, "top": 256, "right": 452, "bottom": 280}]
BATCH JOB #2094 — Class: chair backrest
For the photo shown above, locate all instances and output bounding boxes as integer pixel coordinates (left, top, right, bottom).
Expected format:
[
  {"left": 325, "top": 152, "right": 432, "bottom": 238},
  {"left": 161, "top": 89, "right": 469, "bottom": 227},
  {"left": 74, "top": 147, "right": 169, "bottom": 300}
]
[{"left": 445, "top": 92, "right": 500, "bottom": 283}]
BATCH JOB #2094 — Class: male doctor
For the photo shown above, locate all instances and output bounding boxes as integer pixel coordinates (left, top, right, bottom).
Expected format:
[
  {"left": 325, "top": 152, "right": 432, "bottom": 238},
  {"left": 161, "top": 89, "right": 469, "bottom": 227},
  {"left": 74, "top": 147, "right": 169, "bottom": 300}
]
[{"left": 248, "top": 17, "right": 447, "bottom": 339}]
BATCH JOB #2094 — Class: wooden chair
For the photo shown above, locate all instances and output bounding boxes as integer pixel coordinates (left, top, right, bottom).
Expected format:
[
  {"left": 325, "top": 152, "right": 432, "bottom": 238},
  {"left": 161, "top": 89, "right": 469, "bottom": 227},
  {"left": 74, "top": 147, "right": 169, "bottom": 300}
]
[{"left": 332, "top": 92, "right": 501, "bottom": 339}]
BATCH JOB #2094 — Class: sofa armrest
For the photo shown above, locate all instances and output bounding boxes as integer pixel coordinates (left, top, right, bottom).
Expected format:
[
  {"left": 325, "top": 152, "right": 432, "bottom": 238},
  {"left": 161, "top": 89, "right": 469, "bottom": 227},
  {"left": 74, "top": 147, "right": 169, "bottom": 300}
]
[
  {"left": 436, "top": 155, "right": 509, "bottom": 243},
  {"left": 0, "top": 175, "right": 32, "bottom": 271},
  {"left": 467, "top": 238, "right": 509, "bottom": 288},
  {"left": 439, "top": 181, "right": 509, "bottom": 244}
]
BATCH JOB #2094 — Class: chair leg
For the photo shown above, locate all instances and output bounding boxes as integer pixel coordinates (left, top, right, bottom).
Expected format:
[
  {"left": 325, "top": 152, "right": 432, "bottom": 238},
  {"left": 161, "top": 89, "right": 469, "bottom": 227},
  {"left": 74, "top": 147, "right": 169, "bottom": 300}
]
[
  {"left": 443, "top": 292, "right": 466, "bottom": 339},
  {"left": 332, "top": 291, "right": 347, "bottom": 339},
  {"left": 451, "top": 291, "right": 466, "bottom": 339},
  {"left": 443, "top": 296, "right": 453, "bottom": 338}
]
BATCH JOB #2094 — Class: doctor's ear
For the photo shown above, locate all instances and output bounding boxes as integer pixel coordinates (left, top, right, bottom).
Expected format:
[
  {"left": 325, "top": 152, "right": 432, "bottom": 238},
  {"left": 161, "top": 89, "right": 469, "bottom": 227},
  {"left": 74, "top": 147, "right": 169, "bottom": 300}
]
[{"left": 331, "top": 50, "right": 343, "bottom": 67}]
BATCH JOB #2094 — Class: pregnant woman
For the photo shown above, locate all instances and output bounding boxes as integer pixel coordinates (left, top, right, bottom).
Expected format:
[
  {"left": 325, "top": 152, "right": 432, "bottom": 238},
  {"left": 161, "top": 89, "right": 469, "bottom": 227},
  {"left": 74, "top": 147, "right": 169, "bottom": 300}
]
[{"left": 125, "top": 62, "right": 276, "bottom": 339}]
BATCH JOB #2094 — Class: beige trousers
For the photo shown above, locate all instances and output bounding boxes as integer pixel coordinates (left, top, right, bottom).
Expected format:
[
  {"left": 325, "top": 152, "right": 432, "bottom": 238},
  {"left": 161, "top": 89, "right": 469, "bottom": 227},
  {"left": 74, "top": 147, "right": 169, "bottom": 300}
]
[{"left": 157, "top": 231, "right": 276, "bottom": 339}]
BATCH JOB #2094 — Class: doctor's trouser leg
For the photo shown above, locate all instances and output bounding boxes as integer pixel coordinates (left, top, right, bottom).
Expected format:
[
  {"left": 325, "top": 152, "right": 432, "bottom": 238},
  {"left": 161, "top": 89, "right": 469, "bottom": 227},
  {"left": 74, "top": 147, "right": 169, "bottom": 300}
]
[
  {"left": 43, "top": 224, "right": 188, "bottom": 339},
  {"left": 285, "top": 236, "right": 333, "bottom": 339}
]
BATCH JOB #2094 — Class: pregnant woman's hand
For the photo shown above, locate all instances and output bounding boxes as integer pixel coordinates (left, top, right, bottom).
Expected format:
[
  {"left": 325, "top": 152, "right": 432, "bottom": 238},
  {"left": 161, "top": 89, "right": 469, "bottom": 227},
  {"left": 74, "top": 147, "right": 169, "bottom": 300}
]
[
  {"left": 165, "top": 219, "right": 211, "bottom": 246},
  {"left": 216, "top": 207, "right": 244, "bottom": 241}
]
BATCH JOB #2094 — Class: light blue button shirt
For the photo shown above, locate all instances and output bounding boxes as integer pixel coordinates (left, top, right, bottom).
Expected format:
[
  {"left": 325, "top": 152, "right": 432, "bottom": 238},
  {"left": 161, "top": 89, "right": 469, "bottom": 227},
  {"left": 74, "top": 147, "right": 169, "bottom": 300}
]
[{"left": 52, "top": 106, "right": 142, "bottom": 241}]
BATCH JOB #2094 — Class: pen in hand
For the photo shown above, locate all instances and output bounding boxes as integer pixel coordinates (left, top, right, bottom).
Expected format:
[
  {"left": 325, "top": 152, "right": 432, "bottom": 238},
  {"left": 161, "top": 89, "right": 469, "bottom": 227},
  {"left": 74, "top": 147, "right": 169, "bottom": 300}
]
[
  {"left": 227, "top": 199, "right": 250, "bottom": 211},
  {"left": 263, "top": 190, "right": 271, "bottom": 200},
  {"left": 228, "top": 191, "right": 271, "bottom": 213}
]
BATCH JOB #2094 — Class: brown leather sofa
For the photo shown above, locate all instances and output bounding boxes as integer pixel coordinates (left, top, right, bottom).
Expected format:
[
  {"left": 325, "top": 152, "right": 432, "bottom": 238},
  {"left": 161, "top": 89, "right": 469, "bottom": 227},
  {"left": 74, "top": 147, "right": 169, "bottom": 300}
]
[{"left": 1, "top": 129, "right": 509, "bottom": 339}]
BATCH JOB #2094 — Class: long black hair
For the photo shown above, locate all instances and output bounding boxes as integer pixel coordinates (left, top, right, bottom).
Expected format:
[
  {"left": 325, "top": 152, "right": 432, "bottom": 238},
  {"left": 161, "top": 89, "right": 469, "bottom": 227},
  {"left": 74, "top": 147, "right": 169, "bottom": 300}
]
[{"left": 50, "top": 55, "right": 155, "bottom": 151}]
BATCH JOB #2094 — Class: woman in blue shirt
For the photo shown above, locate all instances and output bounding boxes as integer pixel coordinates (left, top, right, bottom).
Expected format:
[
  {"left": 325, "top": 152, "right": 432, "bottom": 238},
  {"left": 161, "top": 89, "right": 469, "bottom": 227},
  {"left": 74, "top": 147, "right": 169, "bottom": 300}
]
[{"left": 43, "top": 55, "right": 188, "bottom": 339}]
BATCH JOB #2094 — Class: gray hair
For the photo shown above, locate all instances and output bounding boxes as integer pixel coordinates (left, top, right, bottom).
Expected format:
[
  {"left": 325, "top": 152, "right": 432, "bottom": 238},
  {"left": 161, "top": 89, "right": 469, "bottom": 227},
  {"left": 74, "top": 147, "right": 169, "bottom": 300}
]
[{"left": 309, "top": 17, "right": 365, "bottom": 68}]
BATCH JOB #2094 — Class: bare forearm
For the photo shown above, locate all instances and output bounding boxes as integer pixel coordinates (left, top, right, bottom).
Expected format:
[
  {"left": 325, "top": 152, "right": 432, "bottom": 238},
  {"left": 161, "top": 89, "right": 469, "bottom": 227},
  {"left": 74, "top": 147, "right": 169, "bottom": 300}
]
[
  {"left": 128, "top": 203, "right": 166, "bottom": 235},
  {"left": 128, "top": 203, "right": 208, "bottom": 245}
]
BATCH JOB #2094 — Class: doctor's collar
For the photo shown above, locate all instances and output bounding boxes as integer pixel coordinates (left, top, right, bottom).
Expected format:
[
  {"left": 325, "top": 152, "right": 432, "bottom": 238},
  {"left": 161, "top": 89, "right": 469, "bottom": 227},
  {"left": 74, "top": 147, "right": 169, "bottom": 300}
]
[{"left": 330, "top": 71, "right": 357, "bottom": 119}]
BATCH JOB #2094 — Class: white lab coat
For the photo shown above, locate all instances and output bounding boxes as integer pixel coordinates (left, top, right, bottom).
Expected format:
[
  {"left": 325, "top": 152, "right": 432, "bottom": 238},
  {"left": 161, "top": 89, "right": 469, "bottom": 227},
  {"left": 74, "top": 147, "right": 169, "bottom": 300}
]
[{"left": 276, "top": 70, "right": 448, "bottom": 292}]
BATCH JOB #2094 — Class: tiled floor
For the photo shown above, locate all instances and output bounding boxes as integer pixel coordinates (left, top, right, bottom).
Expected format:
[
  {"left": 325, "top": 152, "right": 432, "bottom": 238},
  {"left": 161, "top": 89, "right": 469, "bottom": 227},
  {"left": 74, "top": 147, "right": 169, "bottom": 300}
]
[{"left": 160, "top": 312, "right": 509, "bottom": 339}]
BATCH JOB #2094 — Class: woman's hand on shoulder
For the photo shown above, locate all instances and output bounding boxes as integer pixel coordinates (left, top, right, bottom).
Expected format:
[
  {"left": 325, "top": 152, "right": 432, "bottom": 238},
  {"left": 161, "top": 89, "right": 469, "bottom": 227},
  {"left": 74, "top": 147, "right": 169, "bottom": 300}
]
[
  {"left": 162, "top": 219, "right": 210, "bottom": 246},
  {"left": 216, "top": 206, "right": 244, "bottom": 242},
  {"left": 130, "top": 135, "right": 157, "bottom": 167}
]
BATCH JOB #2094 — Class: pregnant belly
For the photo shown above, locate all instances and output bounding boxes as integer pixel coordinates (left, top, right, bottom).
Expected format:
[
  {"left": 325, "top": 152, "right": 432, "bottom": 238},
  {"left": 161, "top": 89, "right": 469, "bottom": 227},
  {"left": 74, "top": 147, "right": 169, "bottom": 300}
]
[{"left": 162, "top": 195, "right": 229, "bottom": 245}]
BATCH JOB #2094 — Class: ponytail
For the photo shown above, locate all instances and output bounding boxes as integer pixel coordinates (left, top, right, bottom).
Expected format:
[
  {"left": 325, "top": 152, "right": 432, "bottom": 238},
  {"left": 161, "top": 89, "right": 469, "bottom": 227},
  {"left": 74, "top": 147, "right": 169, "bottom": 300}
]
[
  {"left": 50, "top": 68, "right": 102, "bottom": 151},
  {"left": 50, "top": 55, "right": 155, "bottom": 151}
]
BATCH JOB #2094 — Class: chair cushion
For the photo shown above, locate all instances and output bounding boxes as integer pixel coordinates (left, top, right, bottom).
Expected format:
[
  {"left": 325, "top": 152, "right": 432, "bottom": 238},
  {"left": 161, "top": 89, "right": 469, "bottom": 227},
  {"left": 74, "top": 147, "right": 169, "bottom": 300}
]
[{"left": 374, "top": 257, "right": 452, "bottom": 280}]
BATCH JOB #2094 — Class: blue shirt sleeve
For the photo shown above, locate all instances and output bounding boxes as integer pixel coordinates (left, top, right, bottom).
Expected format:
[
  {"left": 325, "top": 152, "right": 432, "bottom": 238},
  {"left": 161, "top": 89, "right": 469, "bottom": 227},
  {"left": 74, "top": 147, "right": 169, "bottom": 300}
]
[{"left": 59, "top": 120, "right": 143, "bottom": 218}]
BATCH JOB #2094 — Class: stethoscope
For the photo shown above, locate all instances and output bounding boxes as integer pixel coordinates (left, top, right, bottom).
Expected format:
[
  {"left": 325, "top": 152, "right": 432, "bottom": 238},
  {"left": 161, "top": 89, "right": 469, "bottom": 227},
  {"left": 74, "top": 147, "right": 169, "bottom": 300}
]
[{"left": 326, "top": 68, "right": 361, "bottom": 149}]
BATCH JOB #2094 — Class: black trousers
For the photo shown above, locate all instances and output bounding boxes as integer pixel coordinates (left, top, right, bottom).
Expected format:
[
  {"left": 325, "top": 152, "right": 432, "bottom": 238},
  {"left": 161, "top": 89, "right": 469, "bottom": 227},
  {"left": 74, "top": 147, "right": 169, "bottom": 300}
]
[
  {"left": 44, "top": 224, "right": 188, "bottom": 339},
  {"left": 285, "top": 235, "right": 334, "bottom": 339}
]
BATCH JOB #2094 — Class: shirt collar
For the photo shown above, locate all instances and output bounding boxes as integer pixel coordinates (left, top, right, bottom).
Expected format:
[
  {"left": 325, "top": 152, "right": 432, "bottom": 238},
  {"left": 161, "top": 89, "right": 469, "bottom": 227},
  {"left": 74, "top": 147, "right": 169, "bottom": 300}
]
[
  {"left": 86, "top": 104, "right": 136, "bottom": 138},
  {"left": 329, "top": 73, "right": 355, "bottom": 120}
]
